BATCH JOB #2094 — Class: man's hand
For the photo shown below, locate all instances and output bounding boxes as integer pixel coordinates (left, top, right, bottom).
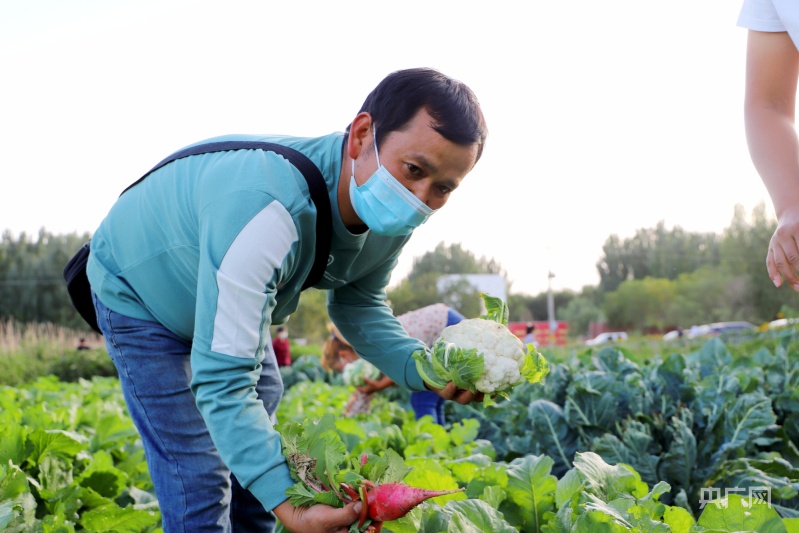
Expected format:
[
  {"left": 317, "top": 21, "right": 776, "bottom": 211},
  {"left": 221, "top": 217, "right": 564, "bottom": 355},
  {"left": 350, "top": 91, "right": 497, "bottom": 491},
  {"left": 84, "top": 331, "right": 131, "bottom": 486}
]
[
  {"left": 426, "top": 381, "right": 484, "bottom": 405},
  {"left": 273, "top": 499, "right": 362, "bottom": 533}
]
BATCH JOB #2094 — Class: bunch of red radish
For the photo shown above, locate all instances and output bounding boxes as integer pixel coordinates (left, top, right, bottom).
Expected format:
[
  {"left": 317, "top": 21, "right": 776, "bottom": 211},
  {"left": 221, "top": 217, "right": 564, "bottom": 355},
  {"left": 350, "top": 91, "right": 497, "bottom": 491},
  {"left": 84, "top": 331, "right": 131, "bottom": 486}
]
[{"left": 339, "top": 454, "right": 464, "bottom": 533}]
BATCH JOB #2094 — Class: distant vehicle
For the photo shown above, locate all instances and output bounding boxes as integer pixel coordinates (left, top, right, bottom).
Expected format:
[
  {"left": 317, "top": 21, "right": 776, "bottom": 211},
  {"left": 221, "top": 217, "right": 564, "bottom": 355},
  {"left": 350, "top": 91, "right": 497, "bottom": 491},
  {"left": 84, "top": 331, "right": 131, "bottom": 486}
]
[
  {"left": 708, "top": 321, "right": 757, "bottom": 334},
  {"left": 585, "top": 331, "right": 628, "bottom": 346},
  {"left": 662, "top": 329, "right": 684, "bottom": 341},
  {"left": 768, "top": 318, "right": 799, "bottom": 330},
  {"left": 687, "top": 324, "right": 714, "bottom": 338},
  {"left": 686, "top": 321, "right": 756, "bottom": 339}
]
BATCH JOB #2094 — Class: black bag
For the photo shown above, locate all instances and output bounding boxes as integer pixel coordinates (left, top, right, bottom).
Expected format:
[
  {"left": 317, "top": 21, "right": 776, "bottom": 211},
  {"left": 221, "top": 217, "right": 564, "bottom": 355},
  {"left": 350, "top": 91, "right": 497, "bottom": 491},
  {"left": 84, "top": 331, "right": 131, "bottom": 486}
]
[{"left": 63, "top": 141, "right": 332, "bottom": 335}]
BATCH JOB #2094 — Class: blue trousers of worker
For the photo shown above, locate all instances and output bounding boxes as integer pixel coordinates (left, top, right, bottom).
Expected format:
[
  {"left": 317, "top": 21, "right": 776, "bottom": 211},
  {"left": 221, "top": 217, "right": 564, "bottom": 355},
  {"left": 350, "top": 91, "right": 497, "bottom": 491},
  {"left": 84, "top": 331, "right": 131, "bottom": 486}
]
[
  {"left": 409, "top": 307, "right": 466, "bottom": 425},
  {"left": 410, "top": 390, "right": 445, "bottom": 424},
  {"left": 92, "top": 292, "right": 278, "bottom": 533}
]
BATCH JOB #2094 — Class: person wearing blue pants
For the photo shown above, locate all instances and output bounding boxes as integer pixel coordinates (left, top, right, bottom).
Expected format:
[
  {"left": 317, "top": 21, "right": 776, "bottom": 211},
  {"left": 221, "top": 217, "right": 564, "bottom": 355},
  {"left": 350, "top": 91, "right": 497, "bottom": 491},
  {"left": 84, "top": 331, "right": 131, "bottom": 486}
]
[
  {"left": 357, "top": 303, "right": 465, "bottom": 425},
  {"left": 84, "top": 68, "right": 487, "bottom": 532}
]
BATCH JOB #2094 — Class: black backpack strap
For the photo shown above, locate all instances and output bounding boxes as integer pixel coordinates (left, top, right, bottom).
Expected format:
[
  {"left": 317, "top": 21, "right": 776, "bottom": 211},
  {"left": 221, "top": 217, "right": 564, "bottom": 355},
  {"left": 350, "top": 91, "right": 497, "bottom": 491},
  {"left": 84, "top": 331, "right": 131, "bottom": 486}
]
[{"left": 123, "top": 141, "right": 331, "bottom": 289}]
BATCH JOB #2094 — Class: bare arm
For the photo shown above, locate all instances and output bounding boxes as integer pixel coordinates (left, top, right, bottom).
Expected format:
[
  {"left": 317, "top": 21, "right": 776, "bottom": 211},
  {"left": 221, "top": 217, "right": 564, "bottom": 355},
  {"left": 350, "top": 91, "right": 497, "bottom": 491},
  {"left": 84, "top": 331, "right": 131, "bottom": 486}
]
[
  {"left": 357, "top": 374, "right": 396, "bottom": 394},
  {"left": 744, "top": 29, "right": 799, "bottom": 288}
]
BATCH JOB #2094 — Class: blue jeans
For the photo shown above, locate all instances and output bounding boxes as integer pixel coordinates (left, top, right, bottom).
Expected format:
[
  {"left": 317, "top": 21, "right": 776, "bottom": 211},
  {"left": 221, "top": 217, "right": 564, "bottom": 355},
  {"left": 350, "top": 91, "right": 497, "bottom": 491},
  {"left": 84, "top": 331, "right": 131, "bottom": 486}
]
[
  {"left": 410, "top": 390, "right": 445, "bottom": 425},
  {"left": 408, "top": 307, "right": 464, "bottom": 425},
  {"left": 92, "top": 293, "right": 279, "bottom": 533}
]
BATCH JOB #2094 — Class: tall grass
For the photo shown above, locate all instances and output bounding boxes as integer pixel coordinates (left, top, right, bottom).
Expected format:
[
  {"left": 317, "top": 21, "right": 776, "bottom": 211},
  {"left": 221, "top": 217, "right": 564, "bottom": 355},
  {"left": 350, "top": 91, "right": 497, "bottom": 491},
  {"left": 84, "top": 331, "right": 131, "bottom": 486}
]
[{"left": 0, "top": 319, "right": 114, "bottom": 386}]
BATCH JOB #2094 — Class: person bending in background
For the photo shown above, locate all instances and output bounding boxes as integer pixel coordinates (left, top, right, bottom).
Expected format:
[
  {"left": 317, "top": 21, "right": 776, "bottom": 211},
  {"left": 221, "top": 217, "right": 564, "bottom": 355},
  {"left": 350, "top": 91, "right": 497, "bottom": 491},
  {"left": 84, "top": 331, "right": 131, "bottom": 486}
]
[
  {"left": 321, "top": 322, "right": 391, "bottom": 416},
  {"left": 738, "top": 0, "right": 799, "bottom": 290},
  {"left": 356, "top": 303, "right": 466, "bottom": 425},
  {"left": 321, "top": 322, "right": 359, "bottom": 374}
]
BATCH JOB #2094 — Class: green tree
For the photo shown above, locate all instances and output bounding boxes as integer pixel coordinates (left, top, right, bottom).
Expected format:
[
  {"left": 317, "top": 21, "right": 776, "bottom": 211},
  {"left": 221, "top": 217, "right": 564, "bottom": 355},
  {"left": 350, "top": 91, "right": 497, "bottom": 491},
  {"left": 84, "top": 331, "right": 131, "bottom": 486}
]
[
  {"left": 388, "top": 242, "right": 505, "bottom": 316},
  {"left": 596, "top": 222, "right": 720, "bottom": 293},
  {"left": 508, "top": 293, "right": 535, "bottom": 322},
  {"left": 510, "top": 290, "right": 575, "bottom": 324},
  {"left": 406, "top": 242, "right": 505, "bottom": 281},
  {"left": 599, "top": 266, "right": 753, "bottom": 333},
  {"left": 0, "top": 229, "right": 91, "bottom": 329},
  {"left": 719, "top": 203, "right": 786, "bottom": 322},
  {"left": 387, "top": 273, "right": 446, "bottom": 316},
  {"left": 604, "top": 277, "right": 676, "bottom": 331},
  {"left": 558, "top": 294, "right": 605, "bottom": 337},
  {"left": 670, "top": 266, "right": 752, "bottom": 326}
]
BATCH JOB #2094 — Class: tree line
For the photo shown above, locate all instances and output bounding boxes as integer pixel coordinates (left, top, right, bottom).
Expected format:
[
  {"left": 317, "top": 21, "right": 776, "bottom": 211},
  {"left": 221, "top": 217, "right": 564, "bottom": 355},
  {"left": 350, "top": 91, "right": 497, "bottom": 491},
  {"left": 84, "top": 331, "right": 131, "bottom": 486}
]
[
  {"left": 552, "top": 203, "right": 795, "bottom": 335},
  {"left": 0, "top": 229, "right": 92, "bottom": 330},
  {"left": 1, "top": 203, "right": 792, "bottom": 339}
]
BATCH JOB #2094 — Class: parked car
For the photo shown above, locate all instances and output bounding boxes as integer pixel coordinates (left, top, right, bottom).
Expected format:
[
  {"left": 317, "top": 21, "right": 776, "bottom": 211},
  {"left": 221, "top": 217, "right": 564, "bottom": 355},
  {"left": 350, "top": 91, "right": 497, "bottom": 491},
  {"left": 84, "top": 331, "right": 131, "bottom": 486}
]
[
  {"left": 708, "top": 321, "right": 757, "bottom": 334},
  {"left": 585, "top": 331, "right": 628, "bottom": 346},
  {"left": 768, "top": 318, "right": 799, "bottom": 330},
  {"left": 662, "top": 329, "right": 685, "bottom": 341},
  {"left": 686, "top": 321, "right": 756, "bottom": 339}
]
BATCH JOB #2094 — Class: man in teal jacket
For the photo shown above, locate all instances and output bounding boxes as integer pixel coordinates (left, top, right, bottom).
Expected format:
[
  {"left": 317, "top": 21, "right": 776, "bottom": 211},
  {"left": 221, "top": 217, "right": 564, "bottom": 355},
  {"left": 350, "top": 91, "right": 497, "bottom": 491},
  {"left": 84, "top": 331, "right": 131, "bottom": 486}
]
[{"left": 86, "top": 67, "right": 488, "bottom": 533}]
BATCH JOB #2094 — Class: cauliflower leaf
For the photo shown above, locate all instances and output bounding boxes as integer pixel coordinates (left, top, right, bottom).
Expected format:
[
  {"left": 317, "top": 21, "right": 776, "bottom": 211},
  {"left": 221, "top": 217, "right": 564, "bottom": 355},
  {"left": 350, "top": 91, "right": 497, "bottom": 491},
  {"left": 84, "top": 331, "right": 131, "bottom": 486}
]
[
  {"left": 413, "top": 343, "right": 485, "bottom": 393},
  {"left": 521, "top": 345, "right": 550, "bottom": 384},
  {"left": 480, "top": 292, "right": 509, "bottom": 325}
]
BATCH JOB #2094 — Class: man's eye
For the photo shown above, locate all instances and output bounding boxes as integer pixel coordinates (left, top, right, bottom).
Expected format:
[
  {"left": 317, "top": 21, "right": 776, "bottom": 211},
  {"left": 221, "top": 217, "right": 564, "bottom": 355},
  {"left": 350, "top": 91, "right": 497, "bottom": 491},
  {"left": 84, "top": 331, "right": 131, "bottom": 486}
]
[{"left": 407, "top": 164, "right": 422, "bottom": 176}]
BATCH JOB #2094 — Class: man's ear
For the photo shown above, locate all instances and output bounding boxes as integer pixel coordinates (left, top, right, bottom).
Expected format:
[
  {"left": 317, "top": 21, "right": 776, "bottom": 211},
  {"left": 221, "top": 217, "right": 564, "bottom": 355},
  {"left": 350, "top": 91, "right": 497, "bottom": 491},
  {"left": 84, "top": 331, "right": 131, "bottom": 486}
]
[{"left": 347, "top": 112, "right": 373, "bottom": 160}]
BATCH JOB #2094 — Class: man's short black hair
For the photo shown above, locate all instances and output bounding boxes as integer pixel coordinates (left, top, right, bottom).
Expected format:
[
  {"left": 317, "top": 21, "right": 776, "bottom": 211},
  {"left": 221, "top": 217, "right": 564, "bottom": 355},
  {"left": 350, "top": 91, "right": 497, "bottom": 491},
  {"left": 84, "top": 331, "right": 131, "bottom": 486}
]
[{"left": 347, "top": 68, "right": 488, "bottom": 163}]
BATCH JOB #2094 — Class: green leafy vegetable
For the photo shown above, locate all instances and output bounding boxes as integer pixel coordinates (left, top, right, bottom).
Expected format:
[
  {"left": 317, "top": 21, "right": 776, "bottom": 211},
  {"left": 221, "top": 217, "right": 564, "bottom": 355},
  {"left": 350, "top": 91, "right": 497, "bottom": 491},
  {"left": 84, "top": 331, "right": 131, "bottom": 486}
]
[{"left": 277, "top": 415, "right": 465, "bottom": 532}]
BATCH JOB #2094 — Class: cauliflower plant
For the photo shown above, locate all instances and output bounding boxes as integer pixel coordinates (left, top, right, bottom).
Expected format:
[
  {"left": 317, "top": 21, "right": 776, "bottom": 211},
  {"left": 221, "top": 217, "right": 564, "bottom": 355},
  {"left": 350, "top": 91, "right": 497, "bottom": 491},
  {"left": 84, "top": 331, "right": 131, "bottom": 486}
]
[
  {"left": 412, "top": 293, "right": 549, "bottom": 403},
  {"left": 342, "top": 358, "right": 381, "bottom": 387}
]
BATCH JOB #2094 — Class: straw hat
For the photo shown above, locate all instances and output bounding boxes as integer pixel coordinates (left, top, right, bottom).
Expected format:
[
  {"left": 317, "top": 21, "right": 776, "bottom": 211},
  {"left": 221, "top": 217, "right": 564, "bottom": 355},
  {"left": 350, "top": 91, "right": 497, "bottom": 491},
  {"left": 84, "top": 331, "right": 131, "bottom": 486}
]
[{"left": 327, "top": 322, "right": 352, "bottom": 347}]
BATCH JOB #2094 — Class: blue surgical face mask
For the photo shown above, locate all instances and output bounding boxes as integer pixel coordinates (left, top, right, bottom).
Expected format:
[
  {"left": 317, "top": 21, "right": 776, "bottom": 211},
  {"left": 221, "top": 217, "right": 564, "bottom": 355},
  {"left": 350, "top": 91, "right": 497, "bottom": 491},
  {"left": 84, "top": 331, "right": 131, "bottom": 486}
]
[{"left": 349, "top": 127, "right": 436, "bottom": 236}]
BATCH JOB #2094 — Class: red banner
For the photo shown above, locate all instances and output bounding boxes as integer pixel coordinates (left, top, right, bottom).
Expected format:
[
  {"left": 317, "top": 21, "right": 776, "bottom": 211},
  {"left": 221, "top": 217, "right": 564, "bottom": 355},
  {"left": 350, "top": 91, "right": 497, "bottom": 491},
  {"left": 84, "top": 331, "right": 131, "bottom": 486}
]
[{"left": 508, "top": 321, "right": 569, "bottom": 346}]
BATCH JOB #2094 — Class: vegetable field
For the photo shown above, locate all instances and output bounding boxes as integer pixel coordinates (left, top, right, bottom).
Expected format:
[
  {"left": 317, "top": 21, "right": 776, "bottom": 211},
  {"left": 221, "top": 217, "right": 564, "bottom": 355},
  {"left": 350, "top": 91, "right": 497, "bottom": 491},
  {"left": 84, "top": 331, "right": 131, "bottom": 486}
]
[
  {"left": 3, "top": 330, "right": 799, "bottom": 532},
  {"left": 0, "top": 377, "right": 160, "bottom": 532}
]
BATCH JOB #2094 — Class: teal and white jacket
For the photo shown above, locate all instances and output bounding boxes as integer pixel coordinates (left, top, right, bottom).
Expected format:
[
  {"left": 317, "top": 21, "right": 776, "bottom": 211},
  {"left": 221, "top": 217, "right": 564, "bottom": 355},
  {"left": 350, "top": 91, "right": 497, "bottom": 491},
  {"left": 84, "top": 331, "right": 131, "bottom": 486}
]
[{"left": 86, "top": 132, "right": 427, "bottom": 511}]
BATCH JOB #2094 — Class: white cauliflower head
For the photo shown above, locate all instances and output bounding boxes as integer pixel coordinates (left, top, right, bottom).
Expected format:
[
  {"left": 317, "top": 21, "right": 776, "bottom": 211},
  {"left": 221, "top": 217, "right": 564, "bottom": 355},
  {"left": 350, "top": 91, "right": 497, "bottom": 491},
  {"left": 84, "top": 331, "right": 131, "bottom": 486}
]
[{"left": 437, "top": 318, "right": 527, "bottom": 394}]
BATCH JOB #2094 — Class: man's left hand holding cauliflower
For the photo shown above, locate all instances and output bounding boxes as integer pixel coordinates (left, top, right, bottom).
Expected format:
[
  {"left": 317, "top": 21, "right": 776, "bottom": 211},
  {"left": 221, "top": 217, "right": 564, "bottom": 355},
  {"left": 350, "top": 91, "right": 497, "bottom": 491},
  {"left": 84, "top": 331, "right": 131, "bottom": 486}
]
[{"left": 412, "top": 294, "right": 550, "bottom": 405}]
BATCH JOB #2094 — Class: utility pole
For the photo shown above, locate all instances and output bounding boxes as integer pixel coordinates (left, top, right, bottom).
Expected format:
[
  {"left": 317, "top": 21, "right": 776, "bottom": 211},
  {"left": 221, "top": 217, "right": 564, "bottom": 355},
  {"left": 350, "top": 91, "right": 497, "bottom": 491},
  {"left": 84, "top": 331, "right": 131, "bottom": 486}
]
[{"left": 547, "top": 270, "right": 556, "bottom": 344}]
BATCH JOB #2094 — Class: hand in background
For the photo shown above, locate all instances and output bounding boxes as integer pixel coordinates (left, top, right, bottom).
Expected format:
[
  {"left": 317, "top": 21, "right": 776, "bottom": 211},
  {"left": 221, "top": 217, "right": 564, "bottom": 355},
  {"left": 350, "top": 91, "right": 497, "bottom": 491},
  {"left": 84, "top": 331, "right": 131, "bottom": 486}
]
[
  {"left": 356, "top": 375, "right": 394, "bottom": 394},
  {"left": 768, "top": 206, "right": 799, "bottom": 290}
]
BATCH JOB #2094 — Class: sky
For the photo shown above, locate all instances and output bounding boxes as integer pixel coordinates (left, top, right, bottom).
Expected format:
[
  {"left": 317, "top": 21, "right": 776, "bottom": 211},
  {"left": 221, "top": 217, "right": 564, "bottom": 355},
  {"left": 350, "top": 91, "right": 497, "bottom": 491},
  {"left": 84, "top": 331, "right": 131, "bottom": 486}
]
[{"left": 0, "top": 0, "right": 768, "bottom": 297}]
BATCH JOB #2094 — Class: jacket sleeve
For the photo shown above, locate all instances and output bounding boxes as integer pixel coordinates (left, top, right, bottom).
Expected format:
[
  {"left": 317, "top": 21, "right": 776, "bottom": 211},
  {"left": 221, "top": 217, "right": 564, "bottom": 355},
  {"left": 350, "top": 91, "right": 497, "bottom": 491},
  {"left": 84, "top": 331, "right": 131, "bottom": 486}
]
[
  {"left": 189, "top": 191, "right": 299, "bottom": 512},
  {"left": 327, "top": 252, "right": 426, "bottom": 392}
]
